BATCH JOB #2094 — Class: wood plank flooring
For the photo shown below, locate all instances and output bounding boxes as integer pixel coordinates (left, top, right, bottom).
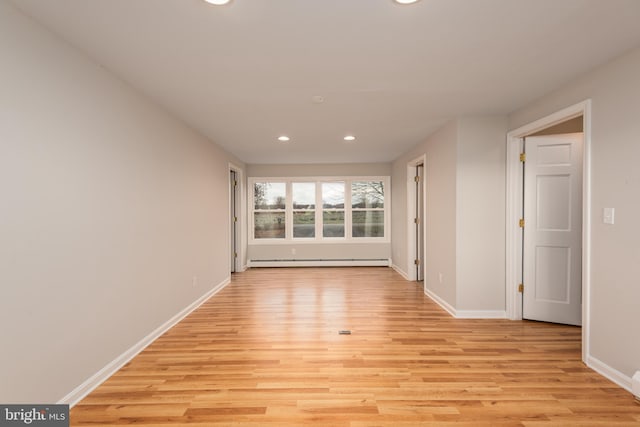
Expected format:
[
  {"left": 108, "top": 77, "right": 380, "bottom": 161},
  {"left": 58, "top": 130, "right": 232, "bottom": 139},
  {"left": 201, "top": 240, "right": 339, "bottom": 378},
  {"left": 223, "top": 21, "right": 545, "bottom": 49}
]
[{"left": 71, "top": 267, "right": 640, "bottom": 426}]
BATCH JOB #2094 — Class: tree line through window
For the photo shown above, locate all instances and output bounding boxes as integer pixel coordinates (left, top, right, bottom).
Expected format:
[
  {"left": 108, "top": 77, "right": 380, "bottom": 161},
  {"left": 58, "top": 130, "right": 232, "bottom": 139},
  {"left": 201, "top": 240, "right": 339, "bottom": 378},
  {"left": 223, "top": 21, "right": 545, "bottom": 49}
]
[{"left": 252, "top": 178, "right": 387, "bottom": 241}]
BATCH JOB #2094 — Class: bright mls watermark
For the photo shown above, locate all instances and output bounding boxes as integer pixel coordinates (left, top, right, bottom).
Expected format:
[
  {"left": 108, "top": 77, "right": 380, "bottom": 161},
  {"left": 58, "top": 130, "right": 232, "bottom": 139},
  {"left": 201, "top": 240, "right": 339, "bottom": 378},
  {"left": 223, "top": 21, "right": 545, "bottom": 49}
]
[{"left": 0, "top": 405, "right": 68, "bottom": 426}]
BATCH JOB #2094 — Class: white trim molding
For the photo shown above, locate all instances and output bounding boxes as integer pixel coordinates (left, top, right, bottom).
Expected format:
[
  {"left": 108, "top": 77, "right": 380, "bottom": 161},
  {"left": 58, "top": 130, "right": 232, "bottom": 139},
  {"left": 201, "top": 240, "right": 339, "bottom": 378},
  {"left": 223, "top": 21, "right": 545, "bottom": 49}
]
[
  {"left": 587, "top": 355, "right": 634, "bottom": 393},
  {"left": 505, "top": 99, "right": 592, "bottom": 364},
  {"left": 391, "top": 263, "right": 410, "bottom": 281},
  {"left": 425, "top": 289, "right": 506, "bottom": 319},
  {"left": 424, "top": 288, "right": 456, "bottom": 317},
  {"left": 58, "top": 277, "right": 231, "bottom": 407},
  {"left": 455, "top": 310, "right": 507, "bottom": 319}
]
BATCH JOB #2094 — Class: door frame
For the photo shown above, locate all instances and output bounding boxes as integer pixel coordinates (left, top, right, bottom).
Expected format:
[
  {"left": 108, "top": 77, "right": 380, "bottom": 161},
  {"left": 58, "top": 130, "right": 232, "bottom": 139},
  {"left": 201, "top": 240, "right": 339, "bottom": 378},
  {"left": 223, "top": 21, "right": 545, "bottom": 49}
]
[
  {"left": 505, "top": 100, "right": 591, "bottom": 362},
  {"left": 406, "top": 154, "right": 426, "bottom": 282},
  {"left": 229, "top": 163, "right": 246, "bottom": 273}
]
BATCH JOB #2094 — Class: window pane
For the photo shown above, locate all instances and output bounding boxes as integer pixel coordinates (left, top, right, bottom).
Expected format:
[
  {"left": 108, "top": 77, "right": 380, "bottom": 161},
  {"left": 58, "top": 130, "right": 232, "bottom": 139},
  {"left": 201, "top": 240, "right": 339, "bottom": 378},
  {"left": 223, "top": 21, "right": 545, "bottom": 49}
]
[
  {"left": 352, "top": 181, "right": 384, "bottom": 208},
  {"left": 254, "top": 212, "right": 285, "bottom": 239},
  {"left": 323, "top": 211, "right": 344, "bottom": 237},
  {"left": 293, "top": 211, "right": 315, "bottom": 238},
  {"left": 352, "top": 211, "right": 384, "bottom": 237},
  {"left": 254, "top": 182, "right": 286, "bottom": 210},
  {"left": 322, "top": 182, "right": 344, "bottom": 209},
  {"left": 293, "top": 182, "right": 316, "bottom": 209}
]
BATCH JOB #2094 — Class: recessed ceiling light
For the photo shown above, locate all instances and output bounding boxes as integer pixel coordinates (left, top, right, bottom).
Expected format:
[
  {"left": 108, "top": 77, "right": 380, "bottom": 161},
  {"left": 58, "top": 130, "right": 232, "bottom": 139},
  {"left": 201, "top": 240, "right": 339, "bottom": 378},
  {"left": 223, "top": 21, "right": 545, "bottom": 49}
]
[
  {"left": 277, "top": 136, "right": 290, "bottom": 142},
  {"left": 204, "top": 0, "right": 231, "bottom": 5},
  {"left": 394, "top": 0, "right": 420, "bottom": 4},
  {"left": 344, "top": 135, "right": 356, "bottom": 142}
]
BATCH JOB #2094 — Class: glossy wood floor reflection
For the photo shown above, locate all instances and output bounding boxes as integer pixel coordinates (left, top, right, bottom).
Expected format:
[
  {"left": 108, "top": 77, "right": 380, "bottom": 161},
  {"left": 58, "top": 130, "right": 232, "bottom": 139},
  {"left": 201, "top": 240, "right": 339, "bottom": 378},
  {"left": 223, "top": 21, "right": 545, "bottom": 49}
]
[{"left": 71, "top": 267, "right": 640, "bottom": 426}]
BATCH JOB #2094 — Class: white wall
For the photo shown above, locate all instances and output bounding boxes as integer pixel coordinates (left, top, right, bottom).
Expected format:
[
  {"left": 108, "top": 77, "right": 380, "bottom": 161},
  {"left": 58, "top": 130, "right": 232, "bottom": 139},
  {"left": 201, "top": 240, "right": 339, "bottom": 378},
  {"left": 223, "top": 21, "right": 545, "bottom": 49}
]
[
  {"left": 391, "top": 117, "right": 507, "bottom": 314},
  {"left": 456, "top": 117, "right": 507, "bottom": 311},
  {"left": 509, "top": 46, "right": 640, "bottom": 380},
  {"left": 246, "top": 163, "right": 392, "bottom": 263},
  {"left": 392, "top": 121, "right": 458, "bottom": 307},
  {"left": 0, "top": 1, "right": 244, "bottom": 403},
  {"left": 247, "top": 163, "right": 391, "bottom": 177}
]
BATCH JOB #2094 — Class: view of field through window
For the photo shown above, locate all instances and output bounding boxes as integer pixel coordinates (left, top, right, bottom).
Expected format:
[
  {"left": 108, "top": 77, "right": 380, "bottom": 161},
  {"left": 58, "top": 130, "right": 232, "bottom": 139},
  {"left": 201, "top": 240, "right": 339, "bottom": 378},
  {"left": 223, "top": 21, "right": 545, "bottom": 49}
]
[{"left": 252, "top": 179, "right": 386, "bottom": 240}]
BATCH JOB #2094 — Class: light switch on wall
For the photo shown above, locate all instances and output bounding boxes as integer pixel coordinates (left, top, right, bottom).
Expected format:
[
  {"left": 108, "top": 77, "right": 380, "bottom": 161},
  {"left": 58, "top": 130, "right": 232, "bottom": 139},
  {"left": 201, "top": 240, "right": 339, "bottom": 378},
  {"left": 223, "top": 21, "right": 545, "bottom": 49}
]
[{"left": 603, "top": 207, "right": 615, "bottom": 225}]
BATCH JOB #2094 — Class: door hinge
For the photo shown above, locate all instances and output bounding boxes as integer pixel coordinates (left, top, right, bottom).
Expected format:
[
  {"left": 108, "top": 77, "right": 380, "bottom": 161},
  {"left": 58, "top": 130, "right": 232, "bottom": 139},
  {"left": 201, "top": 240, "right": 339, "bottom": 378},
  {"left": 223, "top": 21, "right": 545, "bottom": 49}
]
[
  {"left": 234, "top": 180, "right": 238, "bottom": 187},
  {"left": 518, "top": 283, "right": 524, "bottom": 293},
  {"left": 414, "top": 259, "right": 420, "bottom": 266},
  {"left": 414, "top": 175, "right": 420, "bottom": 183},
  {"left": 519, "top": 218, "right": 525, "bottom": 228},
  {"left": 414, "top": 218, "right": 420, "bottom": 224},
  {"left": 520, "top": 153, "right": 526, "bottom": 162},
  {"left": 234, "top": 252, "right": 238, "bottom": 258},
  {"left": 234, "top": 216, "right": 238, "bottom": 223}
]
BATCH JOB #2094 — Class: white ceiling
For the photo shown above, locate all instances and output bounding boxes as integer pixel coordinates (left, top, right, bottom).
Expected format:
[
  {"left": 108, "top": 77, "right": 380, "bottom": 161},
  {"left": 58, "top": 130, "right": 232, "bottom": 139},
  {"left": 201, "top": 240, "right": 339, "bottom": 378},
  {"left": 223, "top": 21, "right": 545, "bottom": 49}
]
[{"left": 11, "top": 0, "right": 640, "bottom": 164}]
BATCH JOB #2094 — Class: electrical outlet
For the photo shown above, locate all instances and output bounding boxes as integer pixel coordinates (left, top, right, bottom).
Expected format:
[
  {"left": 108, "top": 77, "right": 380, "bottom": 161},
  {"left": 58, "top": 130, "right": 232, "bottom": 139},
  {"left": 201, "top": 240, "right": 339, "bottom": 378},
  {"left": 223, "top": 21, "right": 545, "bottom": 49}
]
[
  {"left": 438, "top": 273, "right": 443, "bottom": 283},
  {"left": 192, "top": 276, "right": 198, "bottom": 287},
  {"left": 291, "top": 248, "right": 297, "bottom": 255}
]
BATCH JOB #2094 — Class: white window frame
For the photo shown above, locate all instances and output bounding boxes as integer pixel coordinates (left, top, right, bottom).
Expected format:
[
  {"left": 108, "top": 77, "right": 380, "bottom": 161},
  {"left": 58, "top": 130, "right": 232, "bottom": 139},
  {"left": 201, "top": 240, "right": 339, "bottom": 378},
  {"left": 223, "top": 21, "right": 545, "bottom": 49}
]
[
  {"left": 351, "top": 180, "right": 386, "bottom": 239},
  {"left": 321, "top": 180, "right": 347, "bottom": 240},
  {"left": 292, "top": 181, "right": 317, "bottom": 240},
  {"left": 249, "top": 176, "right": 390, "bottom": 244},
  {"left": 252, "top": 181, "right": 287, "bottom": 240}
]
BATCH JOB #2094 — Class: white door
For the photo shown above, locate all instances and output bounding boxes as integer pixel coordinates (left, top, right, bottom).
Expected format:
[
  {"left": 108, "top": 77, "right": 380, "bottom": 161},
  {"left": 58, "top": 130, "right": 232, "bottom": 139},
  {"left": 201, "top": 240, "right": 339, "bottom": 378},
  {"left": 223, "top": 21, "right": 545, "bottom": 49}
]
[{"left": 523, "top": 133, "right": 583, "bottom": 325}]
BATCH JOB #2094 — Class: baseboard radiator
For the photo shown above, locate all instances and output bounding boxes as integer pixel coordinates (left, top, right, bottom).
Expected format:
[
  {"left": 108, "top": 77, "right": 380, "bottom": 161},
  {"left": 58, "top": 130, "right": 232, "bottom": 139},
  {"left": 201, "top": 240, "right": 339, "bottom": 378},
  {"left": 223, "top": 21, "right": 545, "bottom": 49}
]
[{"left": 248, "top": 258, "right": 390, "bottom": 267}]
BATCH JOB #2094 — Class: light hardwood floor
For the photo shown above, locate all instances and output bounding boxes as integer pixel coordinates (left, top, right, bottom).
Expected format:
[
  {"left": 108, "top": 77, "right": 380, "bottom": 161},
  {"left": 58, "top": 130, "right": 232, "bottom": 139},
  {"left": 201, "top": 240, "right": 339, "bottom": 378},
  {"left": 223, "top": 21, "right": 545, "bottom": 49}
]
[{"left": 71, "top": 267, "right": 640, "bottom": 426}]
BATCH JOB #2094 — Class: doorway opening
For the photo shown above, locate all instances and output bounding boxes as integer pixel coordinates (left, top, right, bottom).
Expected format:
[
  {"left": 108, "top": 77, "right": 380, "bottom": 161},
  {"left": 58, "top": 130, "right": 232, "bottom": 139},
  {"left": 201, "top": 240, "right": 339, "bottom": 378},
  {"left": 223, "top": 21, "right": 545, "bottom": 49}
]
[
  {"left": 406, "top": 155, "right": 426, "bottom": 282},
  {"left": 229, "top": 164, "right": 244, "bottom": 274},
  {"left": 505, "top": 100, "right": 591, "bottom": 362},
  {"left": 230, "top": 169, "right": 238, "bottom": 273}
]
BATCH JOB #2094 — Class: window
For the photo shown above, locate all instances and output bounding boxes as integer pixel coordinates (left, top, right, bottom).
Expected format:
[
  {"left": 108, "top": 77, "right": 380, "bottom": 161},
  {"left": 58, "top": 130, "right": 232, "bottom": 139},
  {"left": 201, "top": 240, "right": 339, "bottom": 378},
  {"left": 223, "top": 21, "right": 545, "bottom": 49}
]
[
  {"left": 253, "top": 182, "right": 286, "bottom": 239},
  {"left": 322, "top": 182, "right": 345, "bottom": 238},
  {"left": 249, "top": 177, "right": 389, "bottom": 242},
  {"left": 351, "top": 181, "right": 385, "bottom": 238},
  {"left": 292, "top": 182, "right": 316, "bottom": 238}
]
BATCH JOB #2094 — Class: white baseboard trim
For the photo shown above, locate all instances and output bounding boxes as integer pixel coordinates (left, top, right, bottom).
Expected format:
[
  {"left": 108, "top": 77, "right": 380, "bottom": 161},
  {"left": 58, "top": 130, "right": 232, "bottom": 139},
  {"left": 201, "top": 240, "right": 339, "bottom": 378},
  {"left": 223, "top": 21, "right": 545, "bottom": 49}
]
[
  {"left": 424, "top": 288, "right": 456, "bottom": 317},
  {"left": 455, "top": 310, "right": 507, "bottom": 319},
  {"left": 424, "top": 288, "right": 506, "bottom": 319},
  {"left": 587, "top": 355, "right": 633, "bottom": 393},
  {"left": 391, "top": 263, "right": 410, "bottom": 281},
  {"left": 248, "top": 259, "right": 389, "bottom": 268},
  {"left": 58, "top": 277, "right": 231, "bottom": 407}
]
